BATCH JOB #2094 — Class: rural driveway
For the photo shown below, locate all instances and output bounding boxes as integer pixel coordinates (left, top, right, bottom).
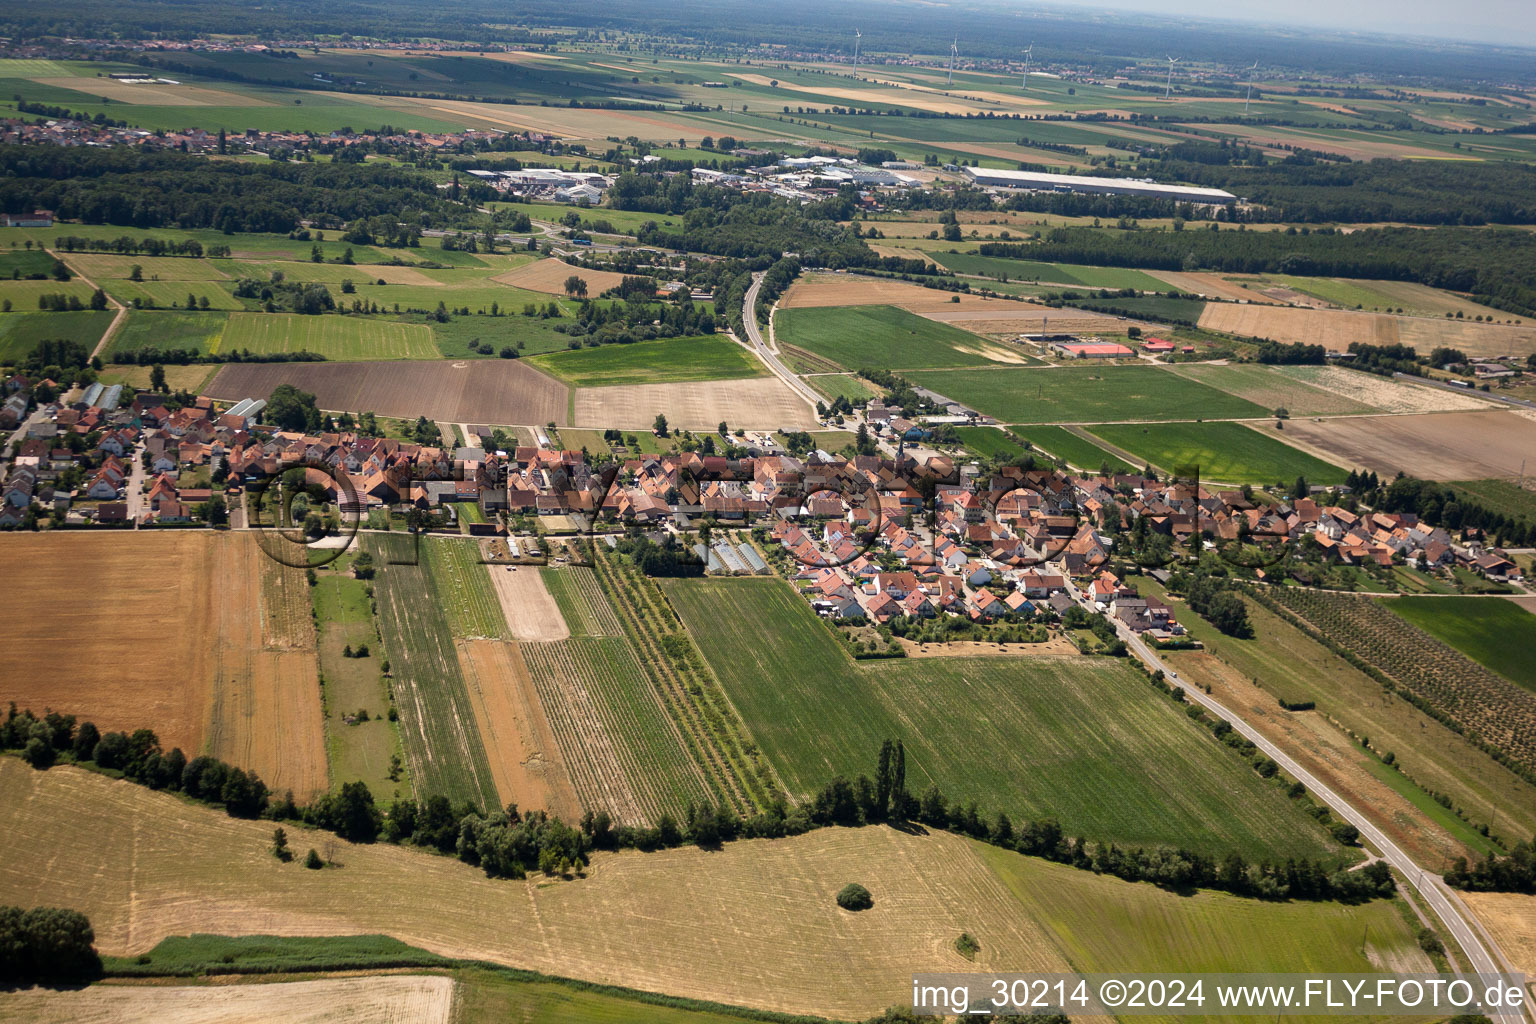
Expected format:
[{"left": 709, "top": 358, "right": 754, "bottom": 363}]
[
  {"left": 125, "top": 444, "right": 147, "bottom": 528},
  {"left": 48, "top": 248, "right": 128, "bottom": 360},
  {"left": 740, "top": 272, "right": 822, "bottom": 411},
  {"left": 1065, "top": 576, "right": 1531, "bottom": 1024}
]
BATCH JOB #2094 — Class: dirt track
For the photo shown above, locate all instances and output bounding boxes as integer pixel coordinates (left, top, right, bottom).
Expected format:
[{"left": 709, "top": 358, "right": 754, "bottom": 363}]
[
  {"left": 207, "top": 360, "right": 568, "bottom": 426},
  {"left": 573, "top": 377, "right": 818, "bottom": 430},
  {"left": 0, "top": 975, "right": 456, "bottom": 1024}
]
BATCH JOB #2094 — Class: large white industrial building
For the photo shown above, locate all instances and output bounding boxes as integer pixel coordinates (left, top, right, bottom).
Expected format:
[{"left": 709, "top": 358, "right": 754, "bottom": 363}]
[{"left": 962, "top": 166, "right": 1236, "bottom": 205}]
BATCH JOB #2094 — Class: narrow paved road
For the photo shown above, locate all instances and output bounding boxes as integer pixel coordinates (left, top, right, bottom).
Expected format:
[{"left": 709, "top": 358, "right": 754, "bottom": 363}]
[
  {"left": 48, "top": 249, "right": 128, "bottom": 360},
  {"left": 1066, "top": 576, "right": 1530, "bottom": 1024},
  {"left": 740, "top": 272, "right": 822, "bottom": 410}
]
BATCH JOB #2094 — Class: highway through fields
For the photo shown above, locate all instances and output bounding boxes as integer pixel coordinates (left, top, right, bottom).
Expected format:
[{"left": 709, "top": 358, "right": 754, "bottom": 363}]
[{"left": 1064, "top": 576, "right": 1532, "bottom": 1024}]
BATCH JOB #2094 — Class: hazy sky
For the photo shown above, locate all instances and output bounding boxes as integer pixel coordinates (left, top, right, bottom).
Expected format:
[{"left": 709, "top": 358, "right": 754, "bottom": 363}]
[{"left": 1050, "top": 0, "right": 1536, "bottom": 46}]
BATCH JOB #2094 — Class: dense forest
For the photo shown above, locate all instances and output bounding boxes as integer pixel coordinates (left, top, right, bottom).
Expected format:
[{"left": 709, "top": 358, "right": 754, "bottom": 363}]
[
  {"left": 1153, "top": 158, "right": 1536, "bottom": 226},
  {"left": 981, "top": 226, "right": 1536, "bottom": 317},
  {"left": 0, "top": 146, "right": 478, "bottom": 235}
]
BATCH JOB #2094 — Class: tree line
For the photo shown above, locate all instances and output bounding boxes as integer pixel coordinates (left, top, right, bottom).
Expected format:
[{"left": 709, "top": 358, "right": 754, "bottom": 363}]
[
  {"left": 0, "top": 145, "right": 471, "bottom": 236},
  {"left": 0, "top": 905, "right": 100, "bottom": 984},
  {"left": 4, "top": 704, "right": 1392, "bottom": 905},
  {"left": 1446, "top": 836, "right": 1536, "bottom": 893},
  {"left": 980, "top": 226, "right": 1536, "bottom": 318}
]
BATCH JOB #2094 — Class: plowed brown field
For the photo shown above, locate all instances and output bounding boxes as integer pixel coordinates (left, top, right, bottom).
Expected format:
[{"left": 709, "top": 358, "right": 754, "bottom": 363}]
[
  {"left": 491, "top": 258, "right": 632, "bottom": 296},
  {"left": 206, "top": 360, "right": 567, "bottom": 426},
  {"left": 456, "top": 638, "right": 580, "bottom": 819},
  {"left": 0, "top": 533, "right": 326, "bottom": 797},
  {"left": 1252, "top": 410, "right": 1536, "bottom": 482}
]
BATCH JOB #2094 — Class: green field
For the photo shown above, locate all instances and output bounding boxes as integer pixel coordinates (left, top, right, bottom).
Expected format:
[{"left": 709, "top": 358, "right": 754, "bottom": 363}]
[
  {"left": 529, "top": 335, "right": 762, "bottom": 387},
  {"left": 1388, "top": 597, "right": 1536, "bottom": 693},
  {"left": 366, "top": 534, "right": 500, "bottom": 810},
  {"left": 664, "top": 577, "right": 1341, "bottom": 860},
  {"left": 0, "top": 277, "right": 98, "bottom": 309},
  {"left": 954, "top": 425, "right": 1029, "bottom": 461},
  {"left": 933, "top": 251, "right": 1179, "bottom": 292},
  {"left": 912, "top": 364, "right": 1269, "bottom": 424},
  {"left": 541, "top": 567, "right": 623, "bottom": 638},
  {"left": 428, "top": 313, "right": 577, "bottom": 359},
  {"left": 1087, "top": 421, "right": 1349, "bottom": 485},
  {"left": 775, "top": 304, "right": 1022, "bottom": 371},
  {"left": 108, "top": 280, "right": 243, "bottom": 311},
  {"left": 1145, "top": 581, "right": 1536, "bottom": 855},
  {"left": 1015, "top": 425, "right": 1135, "bottom": 473},
  {"left": 805, "top": 373, "right": 880, "bottom": 404},
  {"left": 1448, "top": 479, "right": 1536, "bottom": 523},
  {"left": 982, "top": 844, "right": 1430, "bottom": 987},
  {"left": 312, "top": 557, "right": 403, "bottom": 800},
  {"left": 0, "top": 310, "right": 114, "bottom": 362},
  {"left": 217, "top": 312, "right": 438, "bottom": 360},
  {"left": 106, "top": 310, "right": 229, "bottom": 357},
  {"left": 423, "top": 536, "right": 511, "bottom": 641}
]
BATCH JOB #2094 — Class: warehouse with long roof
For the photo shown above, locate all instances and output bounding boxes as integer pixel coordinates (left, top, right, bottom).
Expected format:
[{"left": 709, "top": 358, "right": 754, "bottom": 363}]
[{"left": 963, "top": 167, "right": 1237, "bottom": 205}]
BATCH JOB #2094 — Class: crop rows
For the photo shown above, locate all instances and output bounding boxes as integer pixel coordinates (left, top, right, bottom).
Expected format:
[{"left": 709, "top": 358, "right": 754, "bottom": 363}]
[
  {"left": 541, "top": 566, "right": 623, "bottom": 637},
  {"left": 424, "top": 538, "right": 511, "bottom": 640},
  {"left": 256, "top": 554, "right": 315, "bottom": 650},
  {"left": 367, "top": 536, "right": 500, "bottom": 809},
  {"left": 521, "top": 638, "right": 712, "bottom": 825},
  {"left": 1265, "top": 589, "right": 1536, "bottom": 781},
  {"left": 592, "top": 549, "right": 783, "bottom": 815}
]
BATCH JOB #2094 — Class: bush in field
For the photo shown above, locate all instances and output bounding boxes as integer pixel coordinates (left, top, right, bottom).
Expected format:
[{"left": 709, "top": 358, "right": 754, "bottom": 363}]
[{"left": 836, "top": 882, "right": 873, "bottom": 911}]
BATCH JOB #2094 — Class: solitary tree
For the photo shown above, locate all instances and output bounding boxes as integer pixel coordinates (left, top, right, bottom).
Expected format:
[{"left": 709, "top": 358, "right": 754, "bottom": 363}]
[
  {"left": 653, "top": 413, "right": 669, "bottom": 437},
  {"left": 563, "top": 275, "right": 588, "bottom": 298},
  {"left": 149, "top": 364, "right": 167, "bottom": 392}
]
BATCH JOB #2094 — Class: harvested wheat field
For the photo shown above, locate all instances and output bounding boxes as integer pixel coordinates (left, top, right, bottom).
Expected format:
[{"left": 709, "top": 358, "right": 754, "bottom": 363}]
[
  {"left": 455, "top": 639, "right": 581, "bottom": 820},
  {"left": 0, "top": 533, "right": 325, "bottom": 797},
  {"left": 207, "top": 360, "right": 567, "bottom": 425},
  {"left": 1272, "top": 365, "right": 1493, "bottom": 415},
  {"left": 485, "top": 562, "right": 568, "bottom": 641},
  {"left": 491, "top": 258, "right": 631, "bottom": 296},
  {"left": 0, "top": 761, "right": 1437, "bottom": 1020},
  {"left": 1253, "top": 411, "right": 1536, "bottom": 482},
  {"left": 0, "top": 975, "right": 456, "bottom": 1024},
  {"left": 1169, "top": 363, "right": 1379, "bottom": 416},
  {"left": 1199, "top": 303, "right": 1536, "bottom": 359},
  {"left": 1148, "top": 271, "right": 1282, "bottom": 304},
  {"left": 1462, "top": 892, "right": 1536, "bottom": 979},
  {"left": 573, "top": 377, "right": 818, "bottom": 430}
]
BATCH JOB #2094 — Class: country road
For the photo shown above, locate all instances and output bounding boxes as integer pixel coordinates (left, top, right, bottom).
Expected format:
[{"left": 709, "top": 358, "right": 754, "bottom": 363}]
[
  {"left": 48, "top": 248, "right": 128, "bottom": 360},
  {"left": 1067, "top": 576, "right": 1531, "bottom": 1024},
  {"left": 740, "top": 271, "right": 822, "bottom": 410}
]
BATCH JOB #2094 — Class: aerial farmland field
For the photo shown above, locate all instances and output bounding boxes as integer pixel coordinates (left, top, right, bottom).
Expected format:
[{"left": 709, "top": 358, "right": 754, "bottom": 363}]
[
  {"left": 0, "top": 310, "right": 114, "bottom": 362},
  {"left": 664, "top": 576, "right": 1341, "bottom": 861},
  {"left": 1087, "top": 421, "right": 1351, "bottom": 485},
  {"left": 528, "top": 334, "right": 763, "bottom": 386},
  {"left": 775, "top": 304, "right": 1031, "bottom": 370},
  {"left": 1013, "top": 424, "right": 1135, "bottom": 472},
  {"left": 366, "top": 534, "right": 501, "bottom": 810},
  {"left": 911, "top": 364, "right": 1269, "bottom": 424},
  {"left": 0, "top": 760, "right": 1435, "bottom": 1022},
  {"left": 1387, "top": 596, "right": 1536, "bottom": 693},
  {"left": 216, "top": 312, "right": 439, "bottom": 360}
]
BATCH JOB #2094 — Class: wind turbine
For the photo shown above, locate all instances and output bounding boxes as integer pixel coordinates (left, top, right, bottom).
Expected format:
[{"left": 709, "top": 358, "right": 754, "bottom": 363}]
[
  {"left": 1164, "top": 55, "right": 1180, "bottom": 100},
  {"left": 1021, "top": 43, "right": 1033, "bottom": 90},
  {"left": 852, "top": 28, "right": 861, "bottom": 78},
  {"left": 1243, "top": 60, "right": 1260, "bottom": 113},
  {"left": 947, "top": 37, "right": 958, "bottom": 87}
]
